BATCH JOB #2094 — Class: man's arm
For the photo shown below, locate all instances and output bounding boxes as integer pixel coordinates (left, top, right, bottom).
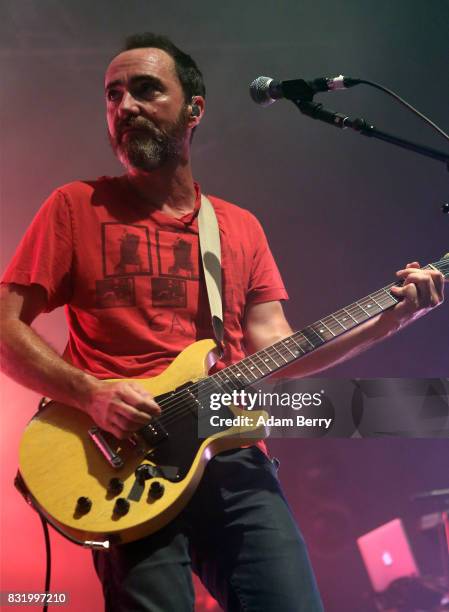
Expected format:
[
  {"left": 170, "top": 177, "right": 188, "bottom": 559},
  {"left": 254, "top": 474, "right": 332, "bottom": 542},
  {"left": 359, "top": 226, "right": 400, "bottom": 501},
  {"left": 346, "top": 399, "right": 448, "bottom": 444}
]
[
  {"left": 0, "top": 283, "right": 160, "bottom": 438},
  {"left": 243, "top": 263, "right": 445, "bottom": 377}
]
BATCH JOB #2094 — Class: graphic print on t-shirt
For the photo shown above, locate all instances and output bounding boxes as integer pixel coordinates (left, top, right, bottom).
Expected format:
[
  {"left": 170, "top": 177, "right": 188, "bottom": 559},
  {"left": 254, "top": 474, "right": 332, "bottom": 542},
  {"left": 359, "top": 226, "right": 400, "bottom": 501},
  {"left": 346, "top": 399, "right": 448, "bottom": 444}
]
[
  {"left": 156, "top": 230, "right": 199, "bottom": 280},
  {"left": 99, "top": 224, "right": 199, "bottom": 315},
  {"left": 151, "top": 278, "right": 187, "bottom": 308},
  {"left": 95, "top": 277, "right": 136, "bottom": 308},
  {"left": 102, "top": 223, "right": 152, "bottom": 277}
]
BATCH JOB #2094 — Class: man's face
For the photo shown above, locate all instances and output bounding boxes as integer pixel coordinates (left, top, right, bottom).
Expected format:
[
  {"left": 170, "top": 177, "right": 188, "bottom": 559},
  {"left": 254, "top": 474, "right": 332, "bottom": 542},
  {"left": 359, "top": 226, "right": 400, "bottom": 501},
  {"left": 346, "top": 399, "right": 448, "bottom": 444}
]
[{"left": 105, "top": 48, "right": 190, "bottom": 172}]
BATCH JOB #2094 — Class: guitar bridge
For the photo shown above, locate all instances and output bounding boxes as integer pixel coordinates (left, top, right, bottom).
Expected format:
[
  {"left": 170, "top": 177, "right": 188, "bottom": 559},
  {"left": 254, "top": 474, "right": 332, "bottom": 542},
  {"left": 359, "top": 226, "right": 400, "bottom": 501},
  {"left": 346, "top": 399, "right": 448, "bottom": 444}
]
[{"left": 88, "top": 427, "right": 124, "bottom": 469}]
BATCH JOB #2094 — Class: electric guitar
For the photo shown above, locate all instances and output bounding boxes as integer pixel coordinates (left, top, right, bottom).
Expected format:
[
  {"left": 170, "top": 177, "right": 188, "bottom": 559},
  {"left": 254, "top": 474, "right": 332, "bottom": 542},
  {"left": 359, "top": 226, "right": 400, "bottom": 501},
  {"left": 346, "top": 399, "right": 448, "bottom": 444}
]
[{"left": 16, "top": 256, "right": 449, "bottom": 548}]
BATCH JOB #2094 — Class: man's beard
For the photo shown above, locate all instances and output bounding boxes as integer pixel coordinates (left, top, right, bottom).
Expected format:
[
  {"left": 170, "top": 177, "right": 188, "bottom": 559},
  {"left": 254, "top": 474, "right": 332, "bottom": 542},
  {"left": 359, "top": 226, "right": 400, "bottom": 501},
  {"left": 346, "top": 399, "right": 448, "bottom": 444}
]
[{"left": 109, "top": 108, "right": 189, "bottom": 172}]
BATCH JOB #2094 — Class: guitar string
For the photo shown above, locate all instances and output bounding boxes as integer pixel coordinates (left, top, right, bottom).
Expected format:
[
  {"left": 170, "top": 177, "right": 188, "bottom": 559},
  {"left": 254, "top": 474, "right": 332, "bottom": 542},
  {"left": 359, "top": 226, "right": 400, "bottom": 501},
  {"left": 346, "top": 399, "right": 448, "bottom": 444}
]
[
  {"left": 144, "top": 328, "right": 357, "bottom": 431},
  {"left": 146, "top": 293, "right": 448, "bottom": 434},
  {"left": 147, "top": 264, "right": 449, "bottom": 430},
  {"left": 143, "top": 279, "right": 403, "bottom": 420},
  {"left": 144, "top": 283, "right": 398, "bottom": 423},
  {"left": 151, "top": 261, "right": 449, "bottom": 431},
  {"left": 142, "top": 262, "right": 449, "bottom": 430}
]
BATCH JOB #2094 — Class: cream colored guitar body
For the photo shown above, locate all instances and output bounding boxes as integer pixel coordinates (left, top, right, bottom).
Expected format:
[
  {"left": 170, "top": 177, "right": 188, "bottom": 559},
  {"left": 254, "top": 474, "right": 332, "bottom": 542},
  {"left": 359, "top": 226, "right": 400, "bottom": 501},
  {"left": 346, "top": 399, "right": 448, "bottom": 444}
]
[{"left": 18, "top": 339, "right": 268, "bottom": 547}]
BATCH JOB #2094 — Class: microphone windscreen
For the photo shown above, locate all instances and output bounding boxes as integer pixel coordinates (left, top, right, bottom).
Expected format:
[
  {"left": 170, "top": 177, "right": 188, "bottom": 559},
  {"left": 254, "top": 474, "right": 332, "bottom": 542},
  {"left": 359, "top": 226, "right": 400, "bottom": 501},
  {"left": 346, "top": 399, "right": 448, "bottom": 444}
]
[{"left": 249, "top": 76, "right": 276, "bottom": 106}]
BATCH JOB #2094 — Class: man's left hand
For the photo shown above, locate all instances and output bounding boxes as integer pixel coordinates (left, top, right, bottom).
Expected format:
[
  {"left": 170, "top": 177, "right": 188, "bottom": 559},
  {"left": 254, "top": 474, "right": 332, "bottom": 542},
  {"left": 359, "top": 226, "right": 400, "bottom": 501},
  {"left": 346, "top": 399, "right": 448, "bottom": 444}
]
[{"left": 387, "top": 261, "right": 445, "bottom": 329}]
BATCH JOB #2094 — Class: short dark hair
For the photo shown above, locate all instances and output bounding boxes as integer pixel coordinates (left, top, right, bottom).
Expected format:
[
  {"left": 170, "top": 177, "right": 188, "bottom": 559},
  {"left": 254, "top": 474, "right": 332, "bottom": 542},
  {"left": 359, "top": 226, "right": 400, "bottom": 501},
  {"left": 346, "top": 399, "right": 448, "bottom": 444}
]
[{"left": 121, "top": 32, "right": 206, "bottom": 102}]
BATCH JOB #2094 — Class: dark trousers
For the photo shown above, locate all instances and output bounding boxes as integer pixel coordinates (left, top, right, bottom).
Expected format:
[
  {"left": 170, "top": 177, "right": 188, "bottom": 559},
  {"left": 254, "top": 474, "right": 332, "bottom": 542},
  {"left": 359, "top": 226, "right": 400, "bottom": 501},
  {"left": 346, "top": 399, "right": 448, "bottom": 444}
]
[{"left": 93, "top": 446, "right": 323, "bottom": 611}]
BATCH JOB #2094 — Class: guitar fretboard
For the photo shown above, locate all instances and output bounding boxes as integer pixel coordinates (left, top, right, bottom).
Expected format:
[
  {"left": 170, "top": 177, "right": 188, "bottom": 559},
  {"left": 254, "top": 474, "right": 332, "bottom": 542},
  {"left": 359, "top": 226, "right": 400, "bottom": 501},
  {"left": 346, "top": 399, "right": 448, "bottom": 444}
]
[{"left": 204, "top": 257, "right": 449, "bottom": 394}]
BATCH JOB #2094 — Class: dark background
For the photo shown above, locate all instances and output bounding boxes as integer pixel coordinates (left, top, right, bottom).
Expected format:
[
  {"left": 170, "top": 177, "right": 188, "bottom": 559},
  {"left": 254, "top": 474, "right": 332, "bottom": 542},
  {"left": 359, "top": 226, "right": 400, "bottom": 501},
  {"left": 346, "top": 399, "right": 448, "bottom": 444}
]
[{"left": 1, "top": 1, "right": 448, "bottom": 610}]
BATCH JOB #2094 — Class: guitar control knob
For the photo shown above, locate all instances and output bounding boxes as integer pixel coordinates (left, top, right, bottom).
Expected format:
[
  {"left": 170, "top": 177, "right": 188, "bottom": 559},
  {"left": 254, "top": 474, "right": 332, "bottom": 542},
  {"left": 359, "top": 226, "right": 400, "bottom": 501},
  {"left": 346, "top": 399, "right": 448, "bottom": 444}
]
[
  {"left": 108, "top": 478, "right": 124, "bottom": 496},
  {"left": 113, "top": 498, "right": 130, "bottom": 516},
  {"left": 148, "top": 481, "right": 165, "bottom": 500},
  {"left": 76, "top": 496, "right": 92, "bottom": 514}
]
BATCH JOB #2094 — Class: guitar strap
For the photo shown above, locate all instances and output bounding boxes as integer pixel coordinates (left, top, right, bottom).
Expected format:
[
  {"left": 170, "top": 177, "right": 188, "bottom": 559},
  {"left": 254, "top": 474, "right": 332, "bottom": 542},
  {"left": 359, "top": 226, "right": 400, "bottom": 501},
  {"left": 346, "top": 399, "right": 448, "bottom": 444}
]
[{"left": 198, "top": 195, "right": 224, "bottom": 355}]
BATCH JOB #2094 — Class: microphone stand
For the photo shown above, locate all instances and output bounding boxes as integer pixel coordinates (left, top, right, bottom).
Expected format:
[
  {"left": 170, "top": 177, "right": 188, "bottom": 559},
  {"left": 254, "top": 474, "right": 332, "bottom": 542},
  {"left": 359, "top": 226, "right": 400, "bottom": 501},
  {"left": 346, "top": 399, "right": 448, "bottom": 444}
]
[{"left": 292, "top": 99, "right": 449, "bottom": 169}]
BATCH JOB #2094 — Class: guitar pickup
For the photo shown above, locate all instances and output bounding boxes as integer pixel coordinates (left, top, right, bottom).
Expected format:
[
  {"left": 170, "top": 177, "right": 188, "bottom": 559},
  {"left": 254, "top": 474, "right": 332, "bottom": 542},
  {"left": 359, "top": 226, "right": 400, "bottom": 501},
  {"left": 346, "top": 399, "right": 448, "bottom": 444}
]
[
  {"left": 88, "top": 427, "right": 124, "bottom": 469},
  {"left": 138, "top": 418, "right": 168, "bottom": 446}
]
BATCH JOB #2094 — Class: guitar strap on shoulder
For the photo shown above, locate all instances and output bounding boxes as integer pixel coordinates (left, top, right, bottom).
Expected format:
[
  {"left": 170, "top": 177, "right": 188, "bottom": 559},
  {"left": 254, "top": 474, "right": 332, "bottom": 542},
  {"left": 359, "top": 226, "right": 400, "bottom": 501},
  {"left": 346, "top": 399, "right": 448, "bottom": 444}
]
[{"left": 198, "top": 194, "right": 224, "bottom": 355}]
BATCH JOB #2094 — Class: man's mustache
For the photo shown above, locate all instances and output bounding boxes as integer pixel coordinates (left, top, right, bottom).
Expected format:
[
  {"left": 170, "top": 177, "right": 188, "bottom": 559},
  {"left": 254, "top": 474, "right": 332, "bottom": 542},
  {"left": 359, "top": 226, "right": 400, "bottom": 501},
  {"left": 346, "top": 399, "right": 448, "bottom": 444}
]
[{"left": 116, "top": 119, "right": 163, "bottom": 142}]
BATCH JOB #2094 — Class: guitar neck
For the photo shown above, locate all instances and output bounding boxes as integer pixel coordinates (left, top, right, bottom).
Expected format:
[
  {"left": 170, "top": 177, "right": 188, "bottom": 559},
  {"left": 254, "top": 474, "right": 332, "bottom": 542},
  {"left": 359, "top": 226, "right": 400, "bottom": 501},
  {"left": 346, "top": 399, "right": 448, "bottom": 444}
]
[{"left": 210, "top": 257, "right": 449, "bottom": 391}]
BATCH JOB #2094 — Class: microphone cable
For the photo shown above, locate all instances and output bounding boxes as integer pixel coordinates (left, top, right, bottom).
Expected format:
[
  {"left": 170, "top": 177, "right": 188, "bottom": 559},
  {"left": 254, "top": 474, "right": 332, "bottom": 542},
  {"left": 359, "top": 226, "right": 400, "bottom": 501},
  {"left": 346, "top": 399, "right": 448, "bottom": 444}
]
[{"left": 344, "top": 78, "right": 449, "bottom": 142}]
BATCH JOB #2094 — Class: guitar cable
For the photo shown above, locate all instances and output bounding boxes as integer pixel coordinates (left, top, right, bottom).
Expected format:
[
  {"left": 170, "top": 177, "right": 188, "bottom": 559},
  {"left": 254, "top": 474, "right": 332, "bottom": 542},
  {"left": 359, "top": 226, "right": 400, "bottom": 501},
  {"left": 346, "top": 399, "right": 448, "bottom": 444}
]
[
  {"left": 39, "top": 514, "right": 52, "bottom": 612},
  {"left": 14, "top": 471, "right": 53, "bottom": 612}
]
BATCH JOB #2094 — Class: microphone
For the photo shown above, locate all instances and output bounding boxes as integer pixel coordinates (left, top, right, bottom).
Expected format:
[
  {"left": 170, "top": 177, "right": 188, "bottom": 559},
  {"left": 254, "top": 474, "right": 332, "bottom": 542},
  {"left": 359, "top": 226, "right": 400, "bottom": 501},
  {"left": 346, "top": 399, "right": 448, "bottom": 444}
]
[{"left": 250, "top": 75, "right": 360, "bottom": 106}]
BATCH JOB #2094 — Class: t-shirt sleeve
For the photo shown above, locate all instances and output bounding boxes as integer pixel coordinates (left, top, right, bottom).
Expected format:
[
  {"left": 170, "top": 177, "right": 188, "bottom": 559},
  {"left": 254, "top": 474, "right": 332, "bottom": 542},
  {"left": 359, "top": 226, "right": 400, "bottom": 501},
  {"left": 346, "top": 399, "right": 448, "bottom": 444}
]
[
  {"left": 245, "top": 214, "right": 289, "bottom": 305},
  {"left": 1, "top": 189, "right": 74, "bottom": 311}
]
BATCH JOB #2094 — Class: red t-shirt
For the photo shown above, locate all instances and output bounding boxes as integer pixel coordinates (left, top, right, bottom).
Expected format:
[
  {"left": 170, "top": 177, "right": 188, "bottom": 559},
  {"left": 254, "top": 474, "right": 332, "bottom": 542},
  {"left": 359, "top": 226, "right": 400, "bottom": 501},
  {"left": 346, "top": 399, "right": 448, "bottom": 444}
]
[{"left": 2, "top": 177, "right": 288, "bottom": 452}]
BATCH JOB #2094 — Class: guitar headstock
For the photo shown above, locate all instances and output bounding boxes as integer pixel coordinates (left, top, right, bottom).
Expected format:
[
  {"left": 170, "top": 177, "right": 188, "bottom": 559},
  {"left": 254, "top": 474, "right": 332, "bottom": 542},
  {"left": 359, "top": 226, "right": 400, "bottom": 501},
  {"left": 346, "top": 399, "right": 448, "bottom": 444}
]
[{"left": 436, "top": 252, "right": 449, "bottom": 280}]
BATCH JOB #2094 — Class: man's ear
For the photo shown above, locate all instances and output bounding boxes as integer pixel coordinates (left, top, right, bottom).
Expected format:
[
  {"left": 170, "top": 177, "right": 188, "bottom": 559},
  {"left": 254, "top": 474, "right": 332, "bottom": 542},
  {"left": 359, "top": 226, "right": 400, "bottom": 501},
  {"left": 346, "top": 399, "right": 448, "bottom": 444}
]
[{"left": 188, "top": 96, "right": 205, "bottom": 125}]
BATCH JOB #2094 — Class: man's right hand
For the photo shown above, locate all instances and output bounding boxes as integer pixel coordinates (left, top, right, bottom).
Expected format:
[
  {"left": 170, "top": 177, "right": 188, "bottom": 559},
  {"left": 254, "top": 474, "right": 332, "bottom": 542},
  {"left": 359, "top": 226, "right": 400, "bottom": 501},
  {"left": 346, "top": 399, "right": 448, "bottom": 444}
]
[
  {"left": 81, "top": 379, "right": 161, "bottom": 439},
  {"left": 0, "top": 284, "right": 161, "bottom": 441}
]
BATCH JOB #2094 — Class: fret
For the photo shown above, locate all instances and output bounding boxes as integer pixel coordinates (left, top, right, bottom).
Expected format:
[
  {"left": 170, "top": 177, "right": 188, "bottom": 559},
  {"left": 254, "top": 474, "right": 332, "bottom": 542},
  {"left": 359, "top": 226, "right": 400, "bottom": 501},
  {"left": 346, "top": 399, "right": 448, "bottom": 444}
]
[
  {"left": 369, "top": 293, "right": 384, "bottom": 310},
  {"left": 429, "top": 263, "right": 442, "bottom": 273},
  {"left": 310, "top": 323, "right": 333, "bottom": 342},
  {"left": 255, "top": 348, "right": 279, "bottom": 372},
  {"left": 329, "top": 313, "right": 348, "bottom": 331},
  {"left": 285, "top": 335, "right": 309, "bottom": 357},
  {"left": 296, "top": 331, "right": 316, "bottom": 350},
  {"left": 375, "top": 292, "right": 395, "bottom": 308},
  {"left": 336, "top": 316, "right": 357, "bottom": 330},
  {"left": 229, "top": 362, "right": 251, "bottom": 384},
  {"left": 207, "top": 376, "right": 223, "bottom": 391},
  {"left": 381, "top": 287, "right": 398, "bottom": 304},
  {"left": 322, "top": 315, "right": 344, "bottom": 335},
  {"left": 213, "top": 370, "right": 236, "bottom": 394},
  {"left": 290, "top": 335, "right": 308, "bottom": 355},
  {"left": 236, "top": 357, "right": 259, "bottom": 382},
  {"left": 317, "top": 319, "right": 336, "bottom": 337},
  {"left": 341, "top": 307, "right": 358, "bottom": 324},
  {"left": 432, "top": 259, "right": 449, "bottom": 275},
  {"left": 215, "top": 368, "right": 235, "bottom": 393},
  {"left": 282, "top": 337, "right": 303, "bottom": 358},
  {"left": 359, "top": 297, "right": 382, "bottom": 315},
  {"left": 356, "top": 301, "right": 370, "bottom": 317},
  {"left": 277, "top": 340, "right": 298, "bottom": 361},
  {"left": 244, "top": 354, "right": 265, "bottom": 376},
  {"left": 270, "top": 343, "right": 290, "bottom": 363},
  {"left": 249, "top": 352, "right": 273, "bottom": 376},
  {"left": 347, "top": 303, "right": 369, "bottom": 322},
  {"left": 302, "top": 326, "right": 325, "bottom": 348},
  {"left": 221, "top": 367, "right": 248, "bottom": 391},
  {"left": 264, "top": 348, "right": 281, "bottom": 369}
]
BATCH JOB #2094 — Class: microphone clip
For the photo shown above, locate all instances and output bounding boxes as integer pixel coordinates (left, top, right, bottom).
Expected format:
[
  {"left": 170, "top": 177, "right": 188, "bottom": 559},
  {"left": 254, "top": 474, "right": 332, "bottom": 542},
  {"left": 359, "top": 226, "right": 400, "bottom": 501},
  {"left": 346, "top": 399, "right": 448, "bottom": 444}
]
[{"left": 272, "top": 79, "right": 317, "bottom": 102}]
